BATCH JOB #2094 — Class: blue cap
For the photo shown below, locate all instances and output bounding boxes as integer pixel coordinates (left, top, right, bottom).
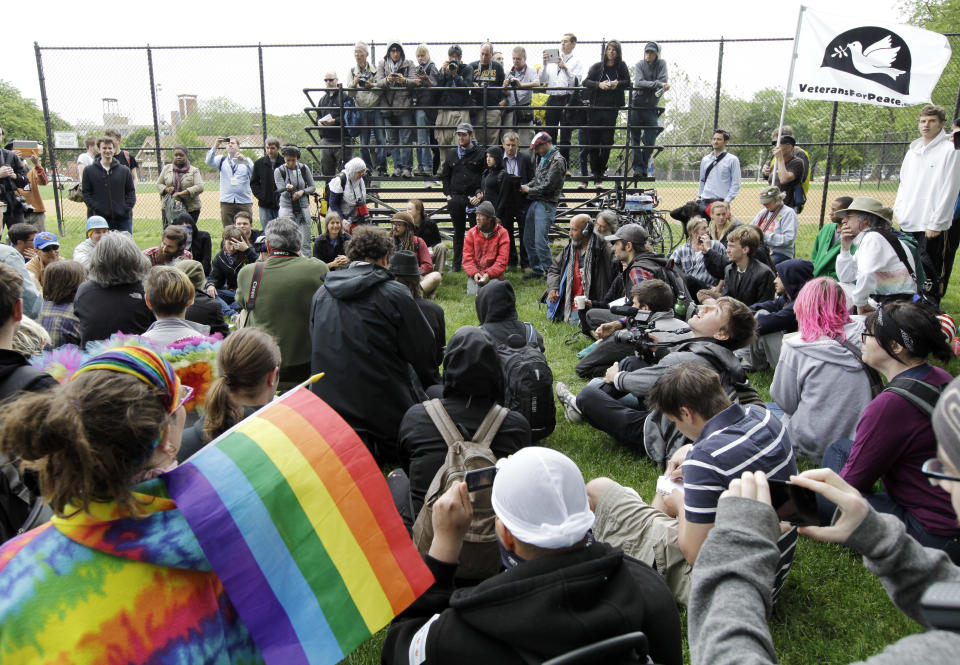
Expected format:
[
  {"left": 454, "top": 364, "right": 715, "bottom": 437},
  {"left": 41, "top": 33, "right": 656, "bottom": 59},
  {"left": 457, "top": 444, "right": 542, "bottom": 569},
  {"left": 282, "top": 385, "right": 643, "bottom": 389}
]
[
  {"left": 86, "top": 215, "right": 109, "bottom": 237},
  {"left": 33, "top": 232, "right": 59, "bottom": 250}
]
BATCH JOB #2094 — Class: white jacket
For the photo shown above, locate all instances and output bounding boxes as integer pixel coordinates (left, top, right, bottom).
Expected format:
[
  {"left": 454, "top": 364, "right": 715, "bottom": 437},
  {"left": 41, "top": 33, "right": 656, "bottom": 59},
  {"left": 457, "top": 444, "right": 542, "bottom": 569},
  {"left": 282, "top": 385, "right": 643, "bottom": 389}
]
[
  {"left": 893, "top": 131, "right": 960, "bottom": 232},
  {"left": 836, "top": 230, "right": 915, "bottom": 306}
]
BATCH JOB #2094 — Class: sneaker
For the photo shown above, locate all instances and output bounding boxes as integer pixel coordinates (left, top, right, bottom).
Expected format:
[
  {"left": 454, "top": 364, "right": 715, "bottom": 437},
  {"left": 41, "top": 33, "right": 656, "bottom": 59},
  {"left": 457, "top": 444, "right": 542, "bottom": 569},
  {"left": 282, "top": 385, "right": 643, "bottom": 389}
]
[
  {"left": 522, "top": 271, "right": 545, "bottom": 280},
  {"left": 577, "top": 181, "right": 588, "bottom": 190},
  {"left": 402, "top": 168, "right": 414, "bottom": 178},
  {"left": 556, "top": 382, "right": 583, "bottom": 424}
]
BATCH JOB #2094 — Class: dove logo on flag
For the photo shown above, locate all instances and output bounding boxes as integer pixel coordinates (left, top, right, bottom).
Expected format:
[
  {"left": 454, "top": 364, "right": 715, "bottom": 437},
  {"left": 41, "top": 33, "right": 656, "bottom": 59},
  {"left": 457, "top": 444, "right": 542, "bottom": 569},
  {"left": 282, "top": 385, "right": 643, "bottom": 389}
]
[
  {"left": 821, "top": 27, "right": 912, "bottom": 94},
  {"left": 791, "top": 8, "right": 952, "bottom": 108}
]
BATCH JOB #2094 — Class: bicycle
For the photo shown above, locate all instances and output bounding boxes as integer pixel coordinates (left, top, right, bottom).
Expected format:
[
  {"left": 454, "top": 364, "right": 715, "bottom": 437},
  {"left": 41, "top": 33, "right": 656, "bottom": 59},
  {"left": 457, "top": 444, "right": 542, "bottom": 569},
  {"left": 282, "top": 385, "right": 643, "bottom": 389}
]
[{"left": 597, "top": 188, "right": 676, "bottom": 255}]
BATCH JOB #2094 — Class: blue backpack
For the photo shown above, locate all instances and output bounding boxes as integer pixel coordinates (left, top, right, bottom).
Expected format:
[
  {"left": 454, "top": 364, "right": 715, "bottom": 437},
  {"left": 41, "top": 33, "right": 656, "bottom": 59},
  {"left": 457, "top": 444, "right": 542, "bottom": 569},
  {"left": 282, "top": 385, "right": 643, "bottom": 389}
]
[{"left": 342, "top": 96, "right": 361, "bottom": 139}]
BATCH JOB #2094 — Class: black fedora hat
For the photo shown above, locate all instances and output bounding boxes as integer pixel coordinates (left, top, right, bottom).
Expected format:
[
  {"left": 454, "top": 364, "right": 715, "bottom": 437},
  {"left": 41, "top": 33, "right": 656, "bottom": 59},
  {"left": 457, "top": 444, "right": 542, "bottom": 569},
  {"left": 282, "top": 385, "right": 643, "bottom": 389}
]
[{"left": 388, "top": 249, "right": 422, "bottom": 276}]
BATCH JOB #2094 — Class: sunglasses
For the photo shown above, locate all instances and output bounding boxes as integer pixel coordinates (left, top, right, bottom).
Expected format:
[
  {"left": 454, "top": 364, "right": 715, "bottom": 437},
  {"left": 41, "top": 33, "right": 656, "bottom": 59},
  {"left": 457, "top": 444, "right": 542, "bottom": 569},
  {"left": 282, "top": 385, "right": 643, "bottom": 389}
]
[
  {"left": 175, "top": 384, "right": 195, "bottom": 411},
  {"left": 324, "top": 78, "right": 336, "bottom": 82},
  {"left": 39, "top": 246, "right": 59, "bottom": 252},
  {"left": 922, "top": 458, "right": 960, "bottom": 484}
]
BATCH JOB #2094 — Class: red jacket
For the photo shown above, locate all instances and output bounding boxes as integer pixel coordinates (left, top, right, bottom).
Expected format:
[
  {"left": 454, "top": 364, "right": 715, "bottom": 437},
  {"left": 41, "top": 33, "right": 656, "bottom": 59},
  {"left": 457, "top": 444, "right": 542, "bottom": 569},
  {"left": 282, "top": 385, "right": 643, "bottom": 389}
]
[
  {"left": 463, "top": 224, "right": 509, "bottom": 279},
  {"left": 413, "top": 236, "right": 434, "bottom": 274}
]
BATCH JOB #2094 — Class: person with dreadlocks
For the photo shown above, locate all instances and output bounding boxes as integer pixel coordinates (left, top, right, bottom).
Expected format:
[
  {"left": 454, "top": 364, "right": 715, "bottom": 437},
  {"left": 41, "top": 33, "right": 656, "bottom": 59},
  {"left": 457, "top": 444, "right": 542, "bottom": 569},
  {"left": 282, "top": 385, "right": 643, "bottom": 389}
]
[
  {"left": 391, "top": 211, "right": 441, "bottom": 297},
  {"left": 817, "top": 300, "right": 960, "bottom": 561}
]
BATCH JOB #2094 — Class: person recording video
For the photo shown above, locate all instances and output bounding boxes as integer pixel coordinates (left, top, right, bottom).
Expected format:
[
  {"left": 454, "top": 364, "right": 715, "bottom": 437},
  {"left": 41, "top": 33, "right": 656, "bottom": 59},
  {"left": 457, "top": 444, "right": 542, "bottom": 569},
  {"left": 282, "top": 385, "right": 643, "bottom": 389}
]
[{"left": 573, "top": 279, "right": 690, "bottom": 379}]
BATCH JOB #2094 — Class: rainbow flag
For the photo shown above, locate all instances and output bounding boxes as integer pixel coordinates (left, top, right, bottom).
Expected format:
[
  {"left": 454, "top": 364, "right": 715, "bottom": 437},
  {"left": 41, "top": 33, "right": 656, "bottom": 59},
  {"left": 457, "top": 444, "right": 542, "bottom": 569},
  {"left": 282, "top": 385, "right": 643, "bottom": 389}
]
[{"left": 164, "top": 386, "right": 433, "bottom": 665}]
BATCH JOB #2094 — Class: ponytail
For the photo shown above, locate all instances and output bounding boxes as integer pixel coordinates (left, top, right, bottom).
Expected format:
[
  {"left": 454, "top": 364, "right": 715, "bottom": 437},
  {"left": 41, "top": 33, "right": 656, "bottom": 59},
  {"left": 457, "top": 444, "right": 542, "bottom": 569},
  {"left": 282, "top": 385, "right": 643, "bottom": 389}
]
[
  {"left": 202, "top": 376, "right": 245, "bottom": 443},
  {"left": 201, "top": 328, "right": 281, "bottom": 443}
]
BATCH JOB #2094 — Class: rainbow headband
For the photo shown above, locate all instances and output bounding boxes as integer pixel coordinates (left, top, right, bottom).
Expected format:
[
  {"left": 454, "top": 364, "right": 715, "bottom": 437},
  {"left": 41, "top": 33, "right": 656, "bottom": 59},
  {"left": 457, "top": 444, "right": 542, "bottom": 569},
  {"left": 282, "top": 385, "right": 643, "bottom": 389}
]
[{"left": 71, "top": 346, "right": 181, "bottom": 414}]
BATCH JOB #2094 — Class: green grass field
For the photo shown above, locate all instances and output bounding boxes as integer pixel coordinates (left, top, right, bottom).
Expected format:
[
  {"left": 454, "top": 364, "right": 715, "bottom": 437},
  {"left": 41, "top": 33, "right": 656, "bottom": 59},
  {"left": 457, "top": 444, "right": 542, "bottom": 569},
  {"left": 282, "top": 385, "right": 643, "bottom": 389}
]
[{"left": 44, "top": 198, "right": 960, "bottom": 665}]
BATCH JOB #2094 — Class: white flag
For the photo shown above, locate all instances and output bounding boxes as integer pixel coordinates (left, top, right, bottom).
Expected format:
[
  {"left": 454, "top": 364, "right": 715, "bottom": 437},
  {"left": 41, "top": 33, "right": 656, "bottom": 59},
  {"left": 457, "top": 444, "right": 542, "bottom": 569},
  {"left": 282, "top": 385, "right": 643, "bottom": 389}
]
[{"left": 790, "top": 7, "right": 952, "bottom": 107}]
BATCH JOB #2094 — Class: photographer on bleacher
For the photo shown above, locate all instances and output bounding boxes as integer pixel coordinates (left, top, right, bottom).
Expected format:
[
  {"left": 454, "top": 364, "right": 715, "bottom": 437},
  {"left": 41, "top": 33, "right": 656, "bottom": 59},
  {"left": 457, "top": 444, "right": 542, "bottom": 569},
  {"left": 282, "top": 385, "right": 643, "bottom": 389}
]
[{"left": 435, "top": 46, "right": 474, "bottom": 154}]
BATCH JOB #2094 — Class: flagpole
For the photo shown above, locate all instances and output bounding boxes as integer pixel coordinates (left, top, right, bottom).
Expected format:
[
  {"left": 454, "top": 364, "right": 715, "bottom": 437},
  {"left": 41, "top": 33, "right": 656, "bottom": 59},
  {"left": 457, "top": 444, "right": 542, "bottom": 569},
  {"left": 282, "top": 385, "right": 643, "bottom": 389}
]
[{"left": 775, "top": 5, "right": 807, "bottom": 161}]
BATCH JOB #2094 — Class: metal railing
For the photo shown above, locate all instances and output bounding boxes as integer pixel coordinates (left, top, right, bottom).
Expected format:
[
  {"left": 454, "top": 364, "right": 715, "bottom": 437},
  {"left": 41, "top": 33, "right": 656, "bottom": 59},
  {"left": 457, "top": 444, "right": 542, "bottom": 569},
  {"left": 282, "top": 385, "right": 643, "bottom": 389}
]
[{"left": 31, "top": 36, "right": 960, "bottom": 237}]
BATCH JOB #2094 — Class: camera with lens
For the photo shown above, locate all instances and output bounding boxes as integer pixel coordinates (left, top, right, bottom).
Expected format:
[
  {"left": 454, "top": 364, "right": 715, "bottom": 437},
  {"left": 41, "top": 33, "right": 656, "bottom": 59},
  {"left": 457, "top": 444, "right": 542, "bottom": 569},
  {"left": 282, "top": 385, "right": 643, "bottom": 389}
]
[
  {"left": 509, "top": 77, "right": 520, "bottom": 88},
  {"left": 609, "top": 305, "right": 654, "bottom": 347},
  {"left": 417, "top": 65, "right": 427, "bottom": 77},
  {"left": 447, "top": 60, "right": 459, "bottom": 72},
  {"left": 608, "top": 305, "right": 687, "bottom": 363}
]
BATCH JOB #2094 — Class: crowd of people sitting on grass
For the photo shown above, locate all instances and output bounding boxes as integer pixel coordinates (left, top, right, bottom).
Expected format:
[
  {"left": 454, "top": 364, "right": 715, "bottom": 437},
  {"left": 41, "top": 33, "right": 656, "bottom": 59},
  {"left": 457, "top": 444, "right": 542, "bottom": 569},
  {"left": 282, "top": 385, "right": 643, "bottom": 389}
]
[{"left": 0, "top": 100, "right": 960, "bottom": 665}]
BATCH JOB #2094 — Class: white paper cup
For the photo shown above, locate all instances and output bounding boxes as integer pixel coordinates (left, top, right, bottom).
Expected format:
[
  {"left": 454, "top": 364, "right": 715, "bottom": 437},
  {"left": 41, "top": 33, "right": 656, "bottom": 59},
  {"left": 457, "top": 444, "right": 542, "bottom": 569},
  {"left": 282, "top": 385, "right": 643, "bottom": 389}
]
[{"left": 574, "top": 295, "right": 587, "bottom": 309}]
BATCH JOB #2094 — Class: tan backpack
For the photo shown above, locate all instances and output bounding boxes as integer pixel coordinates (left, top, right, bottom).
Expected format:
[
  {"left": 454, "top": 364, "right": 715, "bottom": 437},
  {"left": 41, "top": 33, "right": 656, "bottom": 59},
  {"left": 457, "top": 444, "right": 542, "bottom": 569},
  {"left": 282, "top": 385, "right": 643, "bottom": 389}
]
[{"left": 411, "top": 399, "right": 508, "bottom": 580}]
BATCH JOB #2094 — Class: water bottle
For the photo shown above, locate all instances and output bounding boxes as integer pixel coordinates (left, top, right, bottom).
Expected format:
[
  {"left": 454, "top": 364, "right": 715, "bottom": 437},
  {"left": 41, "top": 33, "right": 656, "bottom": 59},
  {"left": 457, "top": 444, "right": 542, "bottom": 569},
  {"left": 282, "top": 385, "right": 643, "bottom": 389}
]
[{"left": 674, "top": 296, "right": 687, "bottom": 319}]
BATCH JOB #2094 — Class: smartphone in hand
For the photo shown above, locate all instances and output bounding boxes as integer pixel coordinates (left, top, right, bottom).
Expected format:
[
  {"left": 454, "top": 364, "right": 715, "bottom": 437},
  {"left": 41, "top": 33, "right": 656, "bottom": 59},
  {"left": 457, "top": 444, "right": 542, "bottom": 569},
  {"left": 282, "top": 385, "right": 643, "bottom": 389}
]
[
  {"left": 767, "top": 478, "right": 819, "bottom": 526},
  {"left": 465, "top": 466, "right": 497, "bottom": 493}
]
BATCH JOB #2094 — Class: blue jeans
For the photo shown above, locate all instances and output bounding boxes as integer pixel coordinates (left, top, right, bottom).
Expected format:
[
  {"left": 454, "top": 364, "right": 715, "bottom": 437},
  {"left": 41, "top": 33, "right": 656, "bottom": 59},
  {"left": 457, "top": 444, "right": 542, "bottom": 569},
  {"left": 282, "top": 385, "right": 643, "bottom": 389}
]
[
  {"left": 578, "top": 129, "right": 589, "bottom": 176},
  {"left": 259, "top": 207, "right": 278, "bottom": 225},
  {"left": 629, "top": 107, "right": 660, "bottom": 174},
  {"left": 771, "top": 251, "right": 792, "bottom": 266},
  {"left": 818, "top": 438, "right": 960, "bottom": 562},
  {"left": 587, "top": 377, "right": 639, "bottom": 409},
  {"left": 358, "top": 109, "right": 386, "bottom": 171},
  {"left": 765, "top": 402, "right": 785, "bottom": 422},
  {"left": 523, "top": 200, "right": 556, "bottom": 274},
  {"left": 109, "top": 218, "right": 132, "bottom": 233},
  {"left": 215, "top": 289, "right": 241, "bottom": 317},
  {"left": 383, "top": 110, "right": 414, "bottom": 171},
  {"left": 414, "top": 109, "right": 434, "bottom": 172}
]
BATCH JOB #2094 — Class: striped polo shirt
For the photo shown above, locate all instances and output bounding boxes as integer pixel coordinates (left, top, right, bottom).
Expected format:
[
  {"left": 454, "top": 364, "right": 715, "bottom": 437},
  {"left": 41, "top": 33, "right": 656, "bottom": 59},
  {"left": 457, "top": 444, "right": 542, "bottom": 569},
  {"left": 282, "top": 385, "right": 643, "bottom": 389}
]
[{"left": 682, "top": 403, "right": 799, "bottom": 599}]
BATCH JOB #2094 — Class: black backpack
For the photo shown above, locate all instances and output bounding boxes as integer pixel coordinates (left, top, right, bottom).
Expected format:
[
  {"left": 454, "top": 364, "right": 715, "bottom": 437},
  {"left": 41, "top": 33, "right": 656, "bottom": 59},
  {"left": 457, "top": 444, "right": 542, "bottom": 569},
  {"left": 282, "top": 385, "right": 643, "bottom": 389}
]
[
  {"left": 882, "top": 375, "right": 944, "bottom": 417},
  {"left": 0, "top": 365, "right": 55, "bottom": 544},
  {"left": 491, "top": 324, "right": 556, "bottom": 442}
]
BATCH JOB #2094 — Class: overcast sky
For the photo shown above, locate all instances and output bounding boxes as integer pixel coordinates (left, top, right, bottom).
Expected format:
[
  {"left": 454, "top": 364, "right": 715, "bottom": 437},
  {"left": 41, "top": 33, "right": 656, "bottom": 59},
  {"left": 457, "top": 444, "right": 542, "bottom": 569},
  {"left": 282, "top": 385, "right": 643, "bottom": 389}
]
[{"left": 8, "top": 0, "right": 908, "bottom": 130}]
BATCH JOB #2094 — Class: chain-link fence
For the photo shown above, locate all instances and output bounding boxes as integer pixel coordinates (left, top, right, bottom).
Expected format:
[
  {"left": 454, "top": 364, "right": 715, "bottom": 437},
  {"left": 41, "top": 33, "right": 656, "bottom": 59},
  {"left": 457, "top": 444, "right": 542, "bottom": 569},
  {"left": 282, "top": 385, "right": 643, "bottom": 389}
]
[{"left": 31, "top": 35, "right": 960, "bottom": 247}]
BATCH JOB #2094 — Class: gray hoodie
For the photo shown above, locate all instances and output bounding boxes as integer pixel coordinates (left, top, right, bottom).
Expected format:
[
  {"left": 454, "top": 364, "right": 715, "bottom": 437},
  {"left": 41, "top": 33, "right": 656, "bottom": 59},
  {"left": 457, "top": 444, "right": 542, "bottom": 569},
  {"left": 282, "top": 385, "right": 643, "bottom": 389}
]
[
  {"left": 632, "top": 45, "right": 668, "bottom": 109},
  {"left": 375, "top": 41, "right": 417, "bottom": 109},
  {"left": 770, "top": 319, "right": 873, "bottom": 461},
  {"left": 689, "top": 496, "right": 960, "bottom": 665}
]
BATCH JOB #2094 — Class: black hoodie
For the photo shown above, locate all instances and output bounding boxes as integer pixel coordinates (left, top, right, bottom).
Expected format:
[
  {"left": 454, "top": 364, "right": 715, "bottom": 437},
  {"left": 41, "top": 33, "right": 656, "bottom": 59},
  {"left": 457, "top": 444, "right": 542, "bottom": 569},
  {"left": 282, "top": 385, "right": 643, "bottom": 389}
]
[
  {"left": 475, "top": 280, "right": 544, "bottom": 352},
  {"left": 480, "top": 147, "right": 508, "bottom": 219},
  {"left": 583, "top": 45, "right": 630, "bottom": 112},
  {"left": 397, "top": 326, "right": 531, "bottom": 516},
  {"left": 750, "top": 258, "right": 814, "bottom": 336},
  {"left": 309, "top": 262, "right": 437, "bottom": 461},
  {"left": 383, "top": 541, "right": 683, "bottom": 665}
]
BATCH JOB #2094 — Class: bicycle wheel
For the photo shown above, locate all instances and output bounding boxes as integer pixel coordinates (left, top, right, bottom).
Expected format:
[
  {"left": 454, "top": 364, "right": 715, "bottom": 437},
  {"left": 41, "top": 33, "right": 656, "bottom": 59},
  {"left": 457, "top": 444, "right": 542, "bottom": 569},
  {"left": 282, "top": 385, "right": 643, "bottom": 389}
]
[{"left": 641, "top": 211, "right": 674, "bottom": 255}]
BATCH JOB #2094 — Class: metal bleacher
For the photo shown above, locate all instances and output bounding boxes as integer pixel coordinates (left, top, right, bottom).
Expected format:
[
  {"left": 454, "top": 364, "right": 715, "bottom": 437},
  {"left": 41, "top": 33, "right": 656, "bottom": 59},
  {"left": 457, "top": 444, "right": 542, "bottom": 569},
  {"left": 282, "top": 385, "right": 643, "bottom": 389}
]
[{"left": 302, "top": 84, "right": 667, "bottom": 241}]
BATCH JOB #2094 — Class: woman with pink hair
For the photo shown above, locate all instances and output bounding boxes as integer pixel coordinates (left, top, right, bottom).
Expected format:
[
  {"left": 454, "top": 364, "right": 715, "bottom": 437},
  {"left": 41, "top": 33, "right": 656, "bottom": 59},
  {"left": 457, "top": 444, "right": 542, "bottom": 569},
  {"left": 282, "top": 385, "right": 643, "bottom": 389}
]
[{"left": 770, "top": 277, "right": 874, "bottom": 460}]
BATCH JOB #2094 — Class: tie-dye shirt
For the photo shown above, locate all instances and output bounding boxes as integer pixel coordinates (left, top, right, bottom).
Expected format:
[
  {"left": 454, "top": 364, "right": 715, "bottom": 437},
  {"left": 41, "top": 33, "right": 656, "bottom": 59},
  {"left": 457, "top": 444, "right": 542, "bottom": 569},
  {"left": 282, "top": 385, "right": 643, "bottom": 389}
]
[{"left": 0, "top": 480, "right": 263, "bottom": 665}]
